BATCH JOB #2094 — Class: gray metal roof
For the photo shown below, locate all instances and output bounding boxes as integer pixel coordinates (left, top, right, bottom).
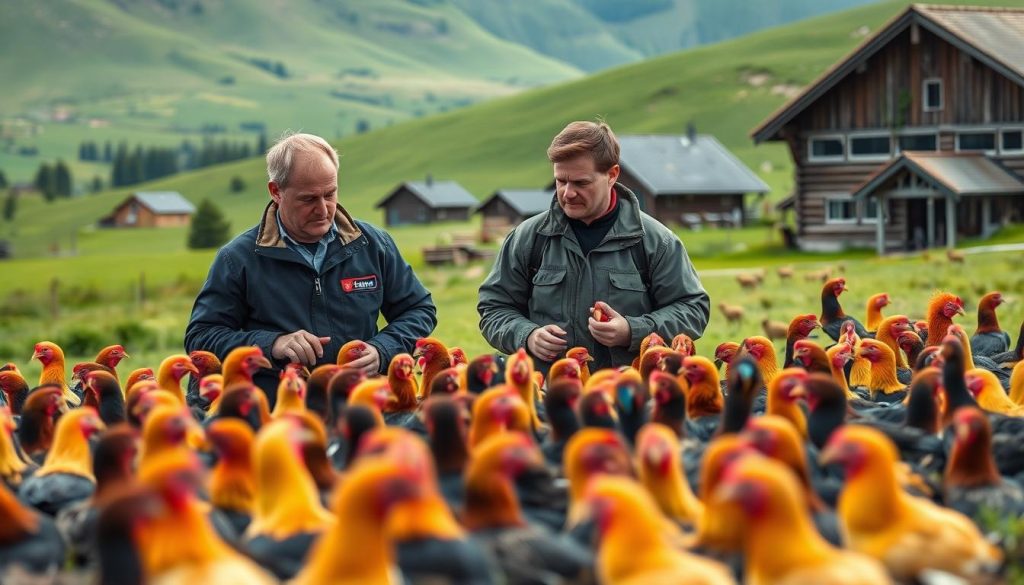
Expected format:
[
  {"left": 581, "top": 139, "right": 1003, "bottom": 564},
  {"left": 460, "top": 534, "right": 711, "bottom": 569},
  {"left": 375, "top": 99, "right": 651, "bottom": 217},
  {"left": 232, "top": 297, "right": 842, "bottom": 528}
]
[
  {"left": 133, "top": 192, "right": 196, "bottom": 214},
  {"left": 752, "top": 5, "right": 1024, "bottom": 143},
  {"left": 376, "top": 180, "right": 477, "bottom": 209},
  {"left": 852, "top": 152, "right": 1024, "bottom": 200},
  {"left": 479, "top": 189, "right": 553, "bottom": 216},
  {"left": 619, "top": 134, "right": 769, "bottom": 195}
]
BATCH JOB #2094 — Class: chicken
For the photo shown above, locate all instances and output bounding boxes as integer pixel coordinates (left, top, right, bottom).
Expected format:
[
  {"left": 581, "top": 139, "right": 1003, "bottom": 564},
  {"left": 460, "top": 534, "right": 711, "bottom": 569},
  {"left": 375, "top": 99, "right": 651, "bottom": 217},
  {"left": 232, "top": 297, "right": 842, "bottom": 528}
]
[
  {"left": 0, "top": 407, "right": 31, "bottom": 492},
  {"left": 293, "top": 455, "right": 429, "bottom": 585},
  {"left": 325, "top": 367, "right": 366, "bottom": 425},
  {"left": 563, "top": 427, "right": 634, "bottom": 526},
  {"left": 971, "top": 291, "right": 1011, "bottom": 358},
  {"left": 135, "top": 450, "right": 277, "bottom": 585},
  {"left": 125, "top": 367, "right": 156, "bottom": 393},
  {"left": 719, "top": 302, "right": 745, "bottom": 327},
  {"left": 896, "top": 330, "right": 925, "bottom": 372},
  {"left": 32, "top": 341, "right": 81, "bottom": 406},
  {"left": 948, "top": 323, "right": 1012, "bottom": 390},
  {"left": 303, "top": 363, "right": 341, "bottom": 421},
  {"left": 548, "top": 357, "right": 584, "bottom": 389},
  {"left": 465, "top": 353, "right": 504, "bottom": 395},
  {"left": 578, "top": 390, "right": 620, "bottom": 431},
  {"left": 422, "top": 396, "right": 472, "bottom": 509},
  {"left": 468, "top": 386, "right": 532, "bottom": 449},
  {"left": 221, "top": 346, "right": 272, "bottom": 388},
  {"left": 245, "top": 417, "right": 334, "bottom": 579},
  {"left": 692, "top": 435, "right": 752, "bottom": 552},
  {"left": 587, "top": 475, "right": 734, "bottom": 585},
  {"left": 945, "top": 406, "right": 1024, "bottom": 525},
  {"left": 990, "top": 318, "right": 1024, "bottom": 368},
  {"left": 855, "top": 339, "right": 906, "bottom": 400},
  {"left": 73, "top": 343, "right": 129, "bottom": 393},
  {"left": 139, "top": 402, "right": 205, "bottom": 468},
  {"left": 714, "top": 455, "right": 890, "bottom": 585},
  {"left": 612, "top": 368, "right": 649, "bottom": 445},
  {"left": 156, "top": 354, "right": 199, "bottom": 405},
  {"left": 865, "top": 292, "right": 891, "bottom": 333},
  {"left": 714, "top": 341, "right": 740, "bottom": 378},
  {"left": 270, "top": 365, "right": 307, "bottom": 418},
  {"left": 464, "top": 432, "right": 592, "bottom": 584},
  {"left": 782, "top": 314, "right": 821, "bottom": 368},
  {"left": 19, "top": 407, "right": 105, "bottom": 516},
  {"left": 336, "top": 339, "right": 372, "bottom": 367},
  {"left": 819, "top": 278, "right": 869, "bottom": 342},
  {"left": 719, "top": 356, "right": 764, "bottom": 436},
  {"left": 821, "top": 425, "right": 1002, "bottom": 581},
  {"left": 1012, "top": 361, "right": 1024, "bottom": 405},
  {"left": 925, "top": 291, "right": 966, "bottom": 347},
  {"left": 188, "top": 349, "right": 222, "bottom": 381},
  {"left": 17, "top": 385, "right": 64, "bottom": 463},
  {"left": 54, "top": 424, "right": 138, "bottom": 566},
  {"left": 638, "top": 346, "right": 680, "bottom": 384},
  {"left": 766, "top": 368, "right": 809, "bottom": 438},
  {"left": 671, "top": 333, "right": 696, "bottom": 357},
  {"left": 542, "top": 381, "right": 583, "bottom": 467},
  {"left": 504, "top": 348, "right": 544, "bottom": 434},
  {"left": 450, "top": 347, "right": 468, "bottom": 367},
  {"left": 206, "top": 418, "right": 256, "bottom": 536},
  {"left": 792, "top": 339, "right": 831, "bottom": 375},
  {"left": 874, "top": 314, "right": 915, "bottom": 371},
  {"left": 739, "top": 335, "right": 779, "bottom": 387},
  {"left": 83, "top": 370, "right": 127, "bottom": 426},
  {"left": 636, "top": 423, "right": 703, "bottom": 529},
  {"left": 965, "top": 367, "right": 1022, "bottom": 415},
  {"left": 0, "top": 370, "right": 29, "bottom": 415},
  {"left": 681, "top": 356, "right": 723, "bottom": 441},
  {"left": 631, "top": 331, "right": 667, "bottom": 370},
  {"left": 823, "top": 342, "right": 857, "bottom": 399},
  {"left": 0, "top": 479, "right": 66, "bottom": 581},
  {"left": 428, "top": 365, "right": 463, "bottom": 396},
  {"left": 414, "top": 337, "right": 453, "bottom": 396},
  {"left": 649, "top": 370, "right": 688, "bottom": 438},
  {"left": 565, "top": 347, "right": 595, "bottom": 386}
]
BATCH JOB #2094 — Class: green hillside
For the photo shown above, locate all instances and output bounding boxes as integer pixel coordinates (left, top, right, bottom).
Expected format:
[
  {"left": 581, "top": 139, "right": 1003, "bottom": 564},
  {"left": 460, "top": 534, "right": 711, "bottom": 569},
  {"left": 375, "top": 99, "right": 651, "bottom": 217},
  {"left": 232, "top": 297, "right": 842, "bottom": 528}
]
[{"left": 5, "top": 0, "right": 1024, "bottom": 266}]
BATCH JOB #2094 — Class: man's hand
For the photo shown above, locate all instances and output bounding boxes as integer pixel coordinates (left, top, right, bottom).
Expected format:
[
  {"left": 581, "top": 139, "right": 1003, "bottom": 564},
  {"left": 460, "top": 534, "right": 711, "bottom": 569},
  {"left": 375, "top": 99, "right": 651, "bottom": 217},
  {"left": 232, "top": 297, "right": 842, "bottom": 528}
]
[
  {"left": 527, "top": 324, "right": 568, "bottom": 362},
  {"left": 345, "top": 344, "right": 381, "bottom": 375},
  {"left": 272, "top": 330, "right": 331, "bottom": 367},
  {"left": 588, "top": 301, "right": 631, "bottom": 348}
]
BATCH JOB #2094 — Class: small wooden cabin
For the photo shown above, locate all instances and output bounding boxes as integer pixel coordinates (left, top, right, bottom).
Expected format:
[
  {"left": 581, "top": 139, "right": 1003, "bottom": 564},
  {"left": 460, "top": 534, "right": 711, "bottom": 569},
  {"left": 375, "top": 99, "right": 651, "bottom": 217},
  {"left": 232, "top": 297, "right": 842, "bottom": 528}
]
[
  {"left": 375, "top": 179, "right": 477, "bottom": 227},
  {"left": 101, "top": 192, "right": 195, "bottom": 228},
  {"left": 475, "top": 189, "right": 553, "bottom": 241},
  {"left": 752, "top": 4, "right": 1024, "bottom": 253}
]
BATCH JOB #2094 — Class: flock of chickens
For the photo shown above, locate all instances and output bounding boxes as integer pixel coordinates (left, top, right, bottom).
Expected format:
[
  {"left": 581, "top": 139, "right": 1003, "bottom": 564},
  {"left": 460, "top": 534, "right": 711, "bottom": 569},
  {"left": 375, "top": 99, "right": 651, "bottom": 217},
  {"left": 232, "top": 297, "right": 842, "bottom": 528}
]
[{"left": 0, "top": 276, "right": 1022, "bottom": 584}]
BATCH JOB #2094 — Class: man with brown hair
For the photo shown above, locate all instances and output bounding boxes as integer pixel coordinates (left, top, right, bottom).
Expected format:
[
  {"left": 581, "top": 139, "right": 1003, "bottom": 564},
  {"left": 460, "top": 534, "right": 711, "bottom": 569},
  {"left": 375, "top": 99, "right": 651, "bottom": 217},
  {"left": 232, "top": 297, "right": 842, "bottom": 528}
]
[{"left": 478, "top": 121, "right": 709, "bottom": 371}]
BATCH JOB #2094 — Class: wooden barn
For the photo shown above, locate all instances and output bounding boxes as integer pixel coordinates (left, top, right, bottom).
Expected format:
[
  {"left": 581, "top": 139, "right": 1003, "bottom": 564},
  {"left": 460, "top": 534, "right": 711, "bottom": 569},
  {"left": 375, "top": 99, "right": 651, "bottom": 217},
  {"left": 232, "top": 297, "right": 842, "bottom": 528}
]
[
  {"left": 375, "top": 179, "right": 477, "bottom": 227},
  {"left": 545, "top": 132, "right": 768, "bottom": 227},
  {"left": 475, "top": 189, "right": 553, "bottom": 240},
  {"left": 100, "top": 191, "right": 195, "bottom": 228},
  {"left": 752, "top": 4, "right": 1024, "bottom": 253}
]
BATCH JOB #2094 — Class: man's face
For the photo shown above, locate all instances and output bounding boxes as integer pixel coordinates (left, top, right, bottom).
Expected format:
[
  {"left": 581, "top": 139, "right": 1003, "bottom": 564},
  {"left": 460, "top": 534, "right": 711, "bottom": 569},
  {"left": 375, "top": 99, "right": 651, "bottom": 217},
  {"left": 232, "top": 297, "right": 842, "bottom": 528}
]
[
  {"left": 553, "top": 155, "right": 619, "bottom": 225},
  {"left": 268, "top": 151, "right": 338, "bottom": 243}
]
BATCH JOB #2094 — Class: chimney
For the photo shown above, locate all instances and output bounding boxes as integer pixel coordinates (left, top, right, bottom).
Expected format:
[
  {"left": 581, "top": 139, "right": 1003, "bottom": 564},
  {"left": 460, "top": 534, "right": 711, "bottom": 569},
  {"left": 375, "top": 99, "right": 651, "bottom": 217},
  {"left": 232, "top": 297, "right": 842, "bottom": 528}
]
[
  {"left": 425, "top": 173, "right": 433, "bottom": 187},
  {"left": 686, "top": 121, "right": 697, "bottom": 144}
]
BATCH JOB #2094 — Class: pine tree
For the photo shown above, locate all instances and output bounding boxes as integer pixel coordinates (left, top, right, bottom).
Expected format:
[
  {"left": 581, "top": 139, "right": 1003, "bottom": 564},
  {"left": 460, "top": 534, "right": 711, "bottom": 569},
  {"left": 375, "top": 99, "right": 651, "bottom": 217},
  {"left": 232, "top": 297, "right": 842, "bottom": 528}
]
[
  {"left": 54, "top": 160, "right": 72, "bottom": 197},
  {"left": 187, "top": 199, "right": 231, "bottom": 249},
  {"left": 103, "top": 141, "right": 113, "bottom": 162},
  {"left": 2, "top": 190, "right": 15, "bottom": 222},
  {"left": 0, "top": 169, "right": 7, "bottom": 189},
  {"left": 257, "top": 132, "right": 268, "bottom": 156},
  {"left": 229, "top": 176, "right": 246, "bottom": 193},
  {"left": 35, "top": 163, "right": 55, "bottom": 202}
]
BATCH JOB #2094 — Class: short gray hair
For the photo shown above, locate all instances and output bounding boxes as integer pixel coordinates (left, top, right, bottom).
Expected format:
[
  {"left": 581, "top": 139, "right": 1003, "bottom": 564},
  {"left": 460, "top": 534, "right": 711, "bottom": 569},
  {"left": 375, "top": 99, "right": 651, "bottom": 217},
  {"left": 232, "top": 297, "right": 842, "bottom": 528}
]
[{"left": 266, "top": 132, "right": 339, "bottom": 189}]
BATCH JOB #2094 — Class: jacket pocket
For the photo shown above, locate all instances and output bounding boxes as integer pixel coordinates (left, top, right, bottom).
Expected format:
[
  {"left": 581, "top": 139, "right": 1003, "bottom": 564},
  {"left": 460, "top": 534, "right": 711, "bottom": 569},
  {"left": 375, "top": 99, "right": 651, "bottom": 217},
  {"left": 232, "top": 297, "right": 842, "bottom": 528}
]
[
  {"left": 607, "top": 270, "right": 651, "bottom": 317},
  {"left": 529, "top": 268, "right": 566, "bottom": 323}
]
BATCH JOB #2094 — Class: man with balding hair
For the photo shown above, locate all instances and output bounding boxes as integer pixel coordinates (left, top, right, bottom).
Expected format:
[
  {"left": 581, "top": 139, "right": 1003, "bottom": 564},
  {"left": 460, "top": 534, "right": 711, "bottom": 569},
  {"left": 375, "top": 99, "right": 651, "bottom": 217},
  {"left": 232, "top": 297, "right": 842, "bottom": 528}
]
[
  {"left": 186, "top": 132, "right": 436, "bottom": 404},
  {"left": 478, "top": 121, "right": 709, "bottom": 372}
]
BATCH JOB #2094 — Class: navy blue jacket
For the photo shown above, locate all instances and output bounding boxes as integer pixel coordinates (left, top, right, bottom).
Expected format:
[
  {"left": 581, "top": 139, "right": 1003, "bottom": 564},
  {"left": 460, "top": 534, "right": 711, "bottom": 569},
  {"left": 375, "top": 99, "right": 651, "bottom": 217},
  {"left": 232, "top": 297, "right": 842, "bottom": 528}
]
[{"left": 185, "top": 202, "right": 437, "bottom": 403}]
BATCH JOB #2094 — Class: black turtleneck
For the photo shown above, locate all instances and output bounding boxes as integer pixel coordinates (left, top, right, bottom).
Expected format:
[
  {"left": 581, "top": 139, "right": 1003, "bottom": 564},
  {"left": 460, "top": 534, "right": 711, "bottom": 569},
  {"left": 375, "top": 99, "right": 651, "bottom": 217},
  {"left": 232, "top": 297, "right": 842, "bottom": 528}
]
[{"left": 567, "top": 191, "right": 619, "bottom": 256}]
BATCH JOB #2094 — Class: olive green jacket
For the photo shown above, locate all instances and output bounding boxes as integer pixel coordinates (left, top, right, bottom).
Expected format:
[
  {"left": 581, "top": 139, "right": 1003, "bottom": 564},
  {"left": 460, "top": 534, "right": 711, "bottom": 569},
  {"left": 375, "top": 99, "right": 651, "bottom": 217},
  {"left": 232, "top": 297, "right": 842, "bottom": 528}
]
[{"left": 477, "top": 184, "right": 710, "bottom": 371}]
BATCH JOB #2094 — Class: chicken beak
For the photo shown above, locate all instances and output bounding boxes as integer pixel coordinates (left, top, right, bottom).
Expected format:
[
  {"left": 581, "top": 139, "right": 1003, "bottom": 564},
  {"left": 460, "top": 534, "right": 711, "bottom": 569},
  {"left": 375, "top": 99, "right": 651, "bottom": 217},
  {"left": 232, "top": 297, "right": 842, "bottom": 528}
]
[
  {"left": 122, "top": 352, "right": 131, "bottom": 360},
  {"left": 788, "top": 385, "right": 807, "bottom": 400},
  {"left": 818, "top": 443, "right": 842, "bottom": 467},
  {"left": 256, "top": 356, "right": 272, "bottom": 370}
]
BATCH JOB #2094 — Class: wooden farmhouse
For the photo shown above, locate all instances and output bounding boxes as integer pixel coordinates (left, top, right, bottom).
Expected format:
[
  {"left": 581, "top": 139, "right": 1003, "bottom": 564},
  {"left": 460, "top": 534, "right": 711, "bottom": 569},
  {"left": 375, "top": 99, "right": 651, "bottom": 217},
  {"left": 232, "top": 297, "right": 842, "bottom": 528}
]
[
  {"left": 546, "top": 132, "right": 768, "bottom": 227},
  {"left": 375, "top": 179, "right": 477, "bottom": 227},
  {"left": 475, "top": 189, "right": 553, "bottom": 240},
  {"left": 100, "top": 191, "right": 195, "bottom": 228},
  {"left": 753, "top": 4, "right": 1024, "bottom": 253}
]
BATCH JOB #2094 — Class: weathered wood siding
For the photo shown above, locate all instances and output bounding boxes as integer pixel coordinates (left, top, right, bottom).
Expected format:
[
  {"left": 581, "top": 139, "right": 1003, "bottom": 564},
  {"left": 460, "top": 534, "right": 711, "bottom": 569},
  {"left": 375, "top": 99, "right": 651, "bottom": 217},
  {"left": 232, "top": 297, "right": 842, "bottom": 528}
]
[{"left": 381, "top": 189, "right": 431, "bottom": 227}]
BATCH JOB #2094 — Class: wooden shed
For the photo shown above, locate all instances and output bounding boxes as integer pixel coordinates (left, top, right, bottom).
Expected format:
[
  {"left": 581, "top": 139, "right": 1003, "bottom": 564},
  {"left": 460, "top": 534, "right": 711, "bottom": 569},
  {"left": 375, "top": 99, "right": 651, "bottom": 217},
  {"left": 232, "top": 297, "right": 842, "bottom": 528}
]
[
  {"left": 475, "top": 189, "right": 553, "bottom": 241},
  {"left": 374, "top": 179, "right": 477, "bottom": 227},
  {"left": 100, "top": 191, "right": 195, "bottom": 228},
  {"left": 751, "top": 4, "right": 1024, "bottom": 253}
]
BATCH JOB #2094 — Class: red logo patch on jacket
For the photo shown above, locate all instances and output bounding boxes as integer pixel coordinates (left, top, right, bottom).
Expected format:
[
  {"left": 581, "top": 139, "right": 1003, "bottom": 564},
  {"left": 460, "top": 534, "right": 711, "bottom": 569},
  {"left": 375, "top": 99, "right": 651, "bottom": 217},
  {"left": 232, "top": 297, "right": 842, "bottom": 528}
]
[{"left": 341, "top": 275, "right": 379, "bottom": 293}]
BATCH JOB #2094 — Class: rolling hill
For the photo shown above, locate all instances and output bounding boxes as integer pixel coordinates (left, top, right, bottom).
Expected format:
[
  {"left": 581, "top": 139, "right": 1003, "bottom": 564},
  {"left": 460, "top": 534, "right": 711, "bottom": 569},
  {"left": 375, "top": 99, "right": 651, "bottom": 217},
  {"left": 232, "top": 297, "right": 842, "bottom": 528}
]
[{"left": 4, "top": 0, "right": 1024, "bottom": 266}]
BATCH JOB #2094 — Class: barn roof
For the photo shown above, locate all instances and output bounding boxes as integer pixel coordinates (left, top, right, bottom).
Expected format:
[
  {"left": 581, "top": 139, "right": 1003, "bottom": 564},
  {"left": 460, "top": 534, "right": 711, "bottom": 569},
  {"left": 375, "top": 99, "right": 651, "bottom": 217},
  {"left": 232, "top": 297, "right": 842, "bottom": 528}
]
[
  {"left": 131, "top": 192, "right": 196, "bottom": 215},
  {"left": 477, "top": 189, "right": 553, "bottom": 216},
  {"left": 852, "top": 152, "right": 1024, "bottom": 200},
  {"left": 375, "top": 180, "right": 477, "bottom": 210},
  {"left": 751, "top": 4, "right": 1024, "bottom": 143},
  {"left": 619, "top": 134, "right": 768, "bottom": 195}
]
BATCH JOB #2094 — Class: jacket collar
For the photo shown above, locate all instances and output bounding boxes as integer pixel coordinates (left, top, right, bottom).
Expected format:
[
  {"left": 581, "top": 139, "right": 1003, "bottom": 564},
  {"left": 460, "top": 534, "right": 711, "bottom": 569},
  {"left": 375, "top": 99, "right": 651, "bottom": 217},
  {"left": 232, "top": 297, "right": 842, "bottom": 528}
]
[
  {"left": 255, "top": 201, "right": 362, "bottom": 249},
  {"left": 537, "top": 183, "right": 645, "bottom": 241}
]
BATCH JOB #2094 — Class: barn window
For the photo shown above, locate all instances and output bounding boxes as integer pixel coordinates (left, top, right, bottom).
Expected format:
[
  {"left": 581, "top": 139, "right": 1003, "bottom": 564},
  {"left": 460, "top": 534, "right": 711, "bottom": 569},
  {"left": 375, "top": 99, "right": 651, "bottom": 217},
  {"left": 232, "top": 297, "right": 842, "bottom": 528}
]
[
  {"left": 1001, "top": 129, "right": 1023, "bottom": 154},
  {"left": 923, "top": 79, "right": 943, "bottom": 112},
  {"left": 956, "top": 131, "right": 996, "bottom": 153},
  {"left": 849, "top": 134, "right": 892, "bottom": 160},
  {"left": 826, "top": 196, "right": 880, "bottom": 224},
  {"left": 808, "top": 136, "right": 845, "bottom": 162},
  {"left": 897, "top": 133, "right": 937, "bottom": 152}
]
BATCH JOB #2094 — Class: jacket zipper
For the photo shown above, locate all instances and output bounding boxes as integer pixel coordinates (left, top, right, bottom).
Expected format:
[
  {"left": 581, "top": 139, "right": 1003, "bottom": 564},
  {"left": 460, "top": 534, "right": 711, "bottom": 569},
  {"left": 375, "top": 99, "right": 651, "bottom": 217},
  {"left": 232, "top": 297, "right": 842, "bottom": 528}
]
[{"left": 314, "top": 276, "right": 322, "bottom": 296}]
